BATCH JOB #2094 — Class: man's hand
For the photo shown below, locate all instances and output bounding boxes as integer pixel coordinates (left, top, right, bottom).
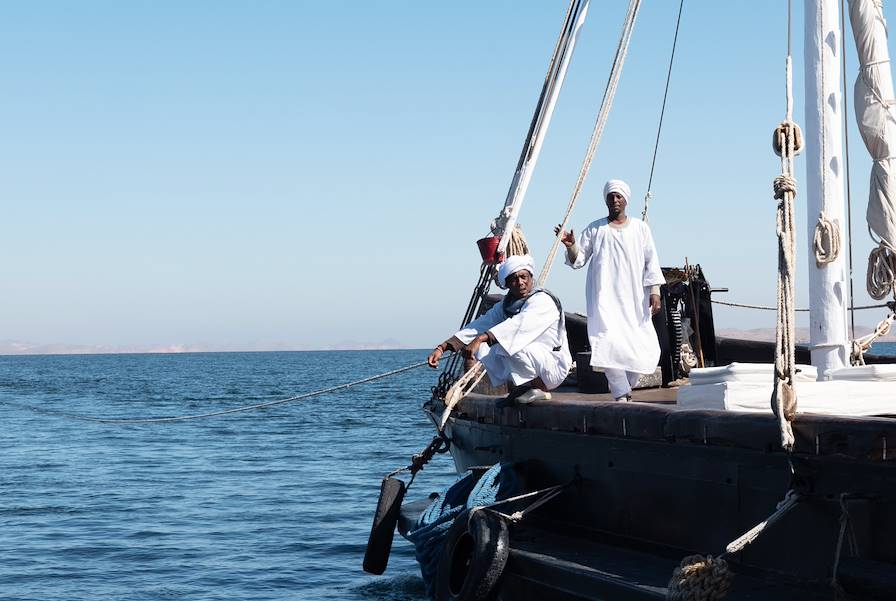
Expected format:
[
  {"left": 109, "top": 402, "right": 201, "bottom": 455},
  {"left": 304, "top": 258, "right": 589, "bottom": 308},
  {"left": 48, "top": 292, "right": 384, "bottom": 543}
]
[
  {"left": 649, "top": 294, "right": 662, "bottom": 316},
  {"left": 462, "top": 332, "right": 492, "bottom": 361},
  {"left": 554, "top": 224, "right": 575, "bottom": 248},
  {"left": 462, "top": 338, "right": 482, "bottom": 361},
  {"left": 427, "top": 346, "right": 444, "bottom": 368}
]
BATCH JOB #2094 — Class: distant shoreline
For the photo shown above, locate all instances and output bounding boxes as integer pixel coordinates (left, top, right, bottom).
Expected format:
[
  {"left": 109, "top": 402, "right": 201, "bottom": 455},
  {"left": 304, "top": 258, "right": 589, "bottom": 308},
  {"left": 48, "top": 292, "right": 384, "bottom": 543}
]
[
  {"left": 3, "top": 326, "right": 895, "bottom": 357},
  {"left": 0, "top": 344, "right": 421, "bottom": 358}
]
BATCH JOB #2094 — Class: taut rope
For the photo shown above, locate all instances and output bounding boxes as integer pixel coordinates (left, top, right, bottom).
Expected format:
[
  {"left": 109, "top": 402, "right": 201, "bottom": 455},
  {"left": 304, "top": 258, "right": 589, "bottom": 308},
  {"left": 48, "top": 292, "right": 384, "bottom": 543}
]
[
  {"left": 0, "top": 360, "right": 429, "bottom": 425},
  {"left": 538, "top": 0, "right": 643, "bottom": 287},
  {"left": 642, "top": 0, "right": 685, "bottom": 224}
]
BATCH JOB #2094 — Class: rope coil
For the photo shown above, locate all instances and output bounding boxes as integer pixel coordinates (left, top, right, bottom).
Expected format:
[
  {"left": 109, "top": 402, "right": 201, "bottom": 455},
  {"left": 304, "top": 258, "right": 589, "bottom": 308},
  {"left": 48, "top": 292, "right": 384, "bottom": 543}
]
[
  {"left": 813, "top": 211, "right": 841, "bottom": 266},
  {"left": 866, "top": 242, "right": 896, "bottom": 300},
  {"left": 665, "top": 490, "right": 801, "bottom": 601},
  {"left": 666, "top": 555, "right": 732, "bottom": 601}
]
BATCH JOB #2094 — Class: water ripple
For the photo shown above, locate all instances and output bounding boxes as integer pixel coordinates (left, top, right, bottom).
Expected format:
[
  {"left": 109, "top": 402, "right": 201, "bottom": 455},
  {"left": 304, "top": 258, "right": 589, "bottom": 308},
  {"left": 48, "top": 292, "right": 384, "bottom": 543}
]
[{"left": 0, "top": 350, "right": 456, "bottom": 601}]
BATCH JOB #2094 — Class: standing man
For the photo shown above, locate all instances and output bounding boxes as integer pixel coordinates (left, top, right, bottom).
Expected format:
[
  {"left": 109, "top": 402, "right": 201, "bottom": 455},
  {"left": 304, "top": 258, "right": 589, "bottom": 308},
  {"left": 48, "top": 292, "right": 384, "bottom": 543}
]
[
  {"left": 427, "top": 254, "right": 572, "bottom": 404},
  {"left": 555, "top": 179, "right": 665, "bottom": 401}
]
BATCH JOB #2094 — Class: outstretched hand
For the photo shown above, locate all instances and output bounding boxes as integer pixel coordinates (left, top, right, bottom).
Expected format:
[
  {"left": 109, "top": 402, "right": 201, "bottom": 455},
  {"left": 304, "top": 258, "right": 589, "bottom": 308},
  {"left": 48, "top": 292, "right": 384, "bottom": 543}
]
[
  {"left": 427, "top": 347, "right": 444, "bottom": 368},
  {"left": 554, "top": 224, "right": 575, "bottom": 248}
]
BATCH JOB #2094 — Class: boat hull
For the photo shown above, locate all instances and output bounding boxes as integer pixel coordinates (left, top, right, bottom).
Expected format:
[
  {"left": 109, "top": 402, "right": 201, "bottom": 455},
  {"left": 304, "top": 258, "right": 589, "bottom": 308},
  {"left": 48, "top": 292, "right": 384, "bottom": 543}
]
[{"left": 423, "top": 396, "right": 896, "bottom": 600}]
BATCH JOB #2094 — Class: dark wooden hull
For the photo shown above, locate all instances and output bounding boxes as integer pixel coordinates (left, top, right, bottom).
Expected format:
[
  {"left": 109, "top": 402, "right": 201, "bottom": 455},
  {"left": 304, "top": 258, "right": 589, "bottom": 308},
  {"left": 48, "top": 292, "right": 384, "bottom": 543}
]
[{"left": 423, "top": 395, "right": 896, "bottom": 600}]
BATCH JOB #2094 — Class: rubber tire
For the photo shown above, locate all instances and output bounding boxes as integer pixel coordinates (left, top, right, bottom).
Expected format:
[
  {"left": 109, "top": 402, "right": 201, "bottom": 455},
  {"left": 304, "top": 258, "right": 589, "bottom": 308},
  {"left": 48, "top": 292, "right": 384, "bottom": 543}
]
[
  {"left": 435, "top": 509, "right": 510, "bottom": 601},
  {"left": 363, "top": 477, "right": 406, "bottom": 575}
]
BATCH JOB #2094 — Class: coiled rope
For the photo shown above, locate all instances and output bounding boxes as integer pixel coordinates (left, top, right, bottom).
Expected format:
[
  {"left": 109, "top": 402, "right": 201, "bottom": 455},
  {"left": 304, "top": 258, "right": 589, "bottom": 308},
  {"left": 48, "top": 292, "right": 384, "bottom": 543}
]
[
  {"left": 814, "top": 211, "right": 842, "bottom": 266},
  {"left": 0, "top": 360, "right": 429, "bottom": 425},
  {"left": 867, "top": 241, "right": 896, "bottom": 300},
  {"left": 666, "top": 490, "right": 802, "bottom": 601}
]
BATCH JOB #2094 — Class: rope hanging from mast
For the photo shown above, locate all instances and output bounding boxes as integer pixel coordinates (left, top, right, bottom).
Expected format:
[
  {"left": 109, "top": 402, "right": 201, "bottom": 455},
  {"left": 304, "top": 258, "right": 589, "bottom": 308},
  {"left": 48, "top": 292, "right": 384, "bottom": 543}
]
[
  {"left": 642, "top": 0, "right": 685, "bottom": 224},
  {"left": 537, "top": 0, "right": 644, "bottom": 287},
  {"left": 770, "top": 0, "right": 801, "bottom": 452}
]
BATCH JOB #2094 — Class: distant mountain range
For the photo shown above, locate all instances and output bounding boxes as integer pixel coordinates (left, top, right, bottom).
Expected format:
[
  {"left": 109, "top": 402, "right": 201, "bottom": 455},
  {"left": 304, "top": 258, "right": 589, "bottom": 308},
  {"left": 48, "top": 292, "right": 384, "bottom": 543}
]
[
  {"left": 716, "top": 326, "right": 896, "bottom": 343},
  {"left": 1, "top": 328, "right": 893, "bottom": 356}
]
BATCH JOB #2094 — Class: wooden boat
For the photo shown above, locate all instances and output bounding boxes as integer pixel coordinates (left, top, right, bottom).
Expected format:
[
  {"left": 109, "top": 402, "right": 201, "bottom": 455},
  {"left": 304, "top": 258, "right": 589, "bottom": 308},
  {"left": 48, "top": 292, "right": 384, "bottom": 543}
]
[{"left": 365, "top": 1, "right": 896, "bottom": 599}]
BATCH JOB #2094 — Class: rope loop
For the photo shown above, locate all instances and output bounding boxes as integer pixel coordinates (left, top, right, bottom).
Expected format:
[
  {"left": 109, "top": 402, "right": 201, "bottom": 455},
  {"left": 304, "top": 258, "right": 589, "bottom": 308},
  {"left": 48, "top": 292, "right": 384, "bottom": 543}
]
[
  {"left": 813, "top": 211, "right": 841, "bottom": 266},
  {"left": 772, "top": 120, "right": 803, "bottom": 157},
  {"left": 773, "top": 174, "right": 798, "bottom": 200},
  {"left": 867, "top": 243, "right": 896, "bottom": 300}
]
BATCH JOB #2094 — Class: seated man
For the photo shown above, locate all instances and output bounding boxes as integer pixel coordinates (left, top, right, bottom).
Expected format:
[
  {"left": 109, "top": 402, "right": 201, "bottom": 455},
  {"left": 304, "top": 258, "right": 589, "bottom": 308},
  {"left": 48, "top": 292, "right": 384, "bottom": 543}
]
[{"left": 427, "top": 254, "right": 572, "bottom": 403}]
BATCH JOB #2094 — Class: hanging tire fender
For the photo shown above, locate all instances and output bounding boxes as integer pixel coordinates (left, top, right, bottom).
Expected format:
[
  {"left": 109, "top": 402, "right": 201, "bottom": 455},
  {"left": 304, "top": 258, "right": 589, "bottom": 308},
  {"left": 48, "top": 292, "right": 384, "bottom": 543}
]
[
  {"left": 363, "top": 477, "right": 407, "bottom": 575},
  {"left": 435, "top": 508, "right": 510, "bottom": 601}
]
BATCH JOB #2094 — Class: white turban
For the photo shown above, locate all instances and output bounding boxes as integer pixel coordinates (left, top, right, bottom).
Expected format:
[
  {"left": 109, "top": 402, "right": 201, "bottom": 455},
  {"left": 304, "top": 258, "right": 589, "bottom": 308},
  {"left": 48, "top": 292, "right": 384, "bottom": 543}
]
[
  {"left": 603, "top": 179, "right": 631, "bottom": 202},
  {"left": 497, "top": 254, "right": 535, "bottom": 288}
]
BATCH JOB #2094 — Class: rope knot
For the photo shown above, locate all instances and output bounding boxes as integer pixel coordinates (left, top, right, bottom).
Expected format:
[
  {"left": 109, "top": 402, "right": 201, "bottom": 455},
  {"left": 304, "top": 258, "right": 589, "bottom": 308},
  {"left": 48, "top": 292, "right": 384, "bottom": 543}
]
[
  {"left": 772, "top": 120, "right": 803, "bottom": 157},
  {"left": 774, "top": 175, "right": 798, "bottom": 200}
]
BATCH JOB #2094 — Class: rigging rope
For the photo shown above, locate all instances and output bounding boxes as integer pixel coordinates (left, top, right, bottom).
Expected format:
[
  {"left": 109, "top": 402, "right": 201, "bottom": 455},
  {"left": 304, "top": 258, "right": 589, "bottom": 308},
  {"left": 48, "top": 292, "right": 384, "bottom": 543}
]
[
  {"left": 851, "top": 310, "right": 896, "bottom": 365},
  {"left": 438, "top": 1, "right": 589, "bottom": 401},
  {"left": 771, "top": 0, "right": 800, "bottom": 451},
  {"left": 441, "top": 0, "right": 643, "bottom": 411},
  {"left": 495, "top": 0, "right": 590, "bottom": 256},
  {"left": 712, "top": 299, "right": 886, "bottom": 312},
  {"left": 441, "top": 1, "right": 643, "bottom": 415},
  {"left": 537, "top": 0, "right": 643, "bottom": 287},
  {"left": 839, "top": 0, "right": 857, "bottom": 339},
  {"left": 0, "top": 360, "right": 429, "bottom": 425},
  {"left": 642, "top": 0, "right": 685, "bottom": 224}
]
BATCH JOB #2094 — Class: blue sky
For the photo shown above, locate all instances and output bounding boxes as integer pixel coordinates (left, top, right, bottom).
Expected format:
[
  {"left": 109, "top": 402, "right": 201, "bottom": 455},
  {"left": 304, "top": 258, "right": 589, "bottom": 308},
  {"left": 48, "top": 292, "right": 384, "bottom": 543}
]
[{"left": 1, "top": 1, "right": 893, "bottom": 351}]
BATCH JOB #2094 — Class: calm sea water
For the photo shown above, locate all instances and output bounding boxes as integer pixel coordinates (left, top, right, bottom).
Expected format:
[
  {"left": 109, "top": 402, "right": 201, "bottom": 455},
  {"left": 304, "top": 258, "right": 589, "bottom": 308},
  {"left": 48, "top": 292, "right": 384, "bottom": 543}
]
[
  {"left": 0, "top": 350, "right": 459, "bottom": 601},
  {"left": 3, "top": 345, "right": 896, "bottom": 601}
]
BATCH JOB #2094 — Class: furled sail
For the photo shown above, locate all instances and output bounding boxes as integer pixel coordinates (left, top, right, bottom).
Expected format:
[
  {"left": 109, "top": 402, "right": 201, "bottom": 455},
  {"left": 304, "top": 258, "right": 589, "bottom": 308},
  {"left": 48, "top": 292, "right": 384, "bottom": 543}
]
[
  {"left": 849, "top": 0, "right": 896, "bottom": 298},
  {"left": 494, "top": 0, "right": 590, "bottom": 255}
]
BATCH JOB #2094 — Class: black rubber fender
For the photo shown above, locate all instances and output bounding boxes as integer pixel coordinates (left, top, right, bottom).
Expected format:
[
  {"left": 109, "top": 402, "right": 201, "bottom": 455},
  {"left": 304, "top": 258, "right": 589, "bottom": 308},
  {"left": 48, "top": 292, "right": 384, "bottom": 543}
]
[
  {"left": 363, "top": 477, "right": 406, "bottom": 575},
  {"left": 435, "top": 508, "right": 510, "bottom": 601}
]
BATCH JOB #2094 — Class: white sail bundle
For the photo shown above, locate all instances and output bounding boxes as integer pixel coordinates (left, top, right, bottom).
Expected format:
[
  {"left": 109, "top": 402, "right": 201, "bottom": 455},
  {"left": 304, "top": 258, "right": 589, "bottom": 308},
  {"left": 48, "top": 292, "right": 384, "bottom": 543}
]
[
  {"left": 494, "top": 0, "right": 590, "bottom": 255},
  {"left": 849, "top": 0, "right": 896, "bottom": 298}
]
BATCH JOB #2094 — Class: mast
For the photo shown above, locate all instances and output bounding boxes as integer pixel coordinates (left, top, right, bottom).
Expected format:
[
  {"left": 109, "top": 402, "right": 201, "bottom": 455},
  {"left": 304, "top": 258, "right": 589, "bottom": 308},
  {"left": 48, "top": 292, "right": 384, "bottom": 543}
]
[{"left": 803, "top": 0, "right": 850, "bottom": 377}]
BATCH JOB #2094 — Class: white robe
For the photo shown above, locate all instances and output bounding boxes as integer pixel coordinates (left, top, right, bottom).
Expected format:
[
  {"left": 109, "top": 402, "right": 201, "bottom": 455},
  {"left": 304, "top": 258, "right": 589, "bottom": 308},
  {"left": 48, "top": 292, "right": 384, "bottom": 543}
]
[
  {"left": 566, "top": 217, "right": 665, "bottom": 374},
  {"left": 454, "top": 291, "right": 572, "bottom": 389}
]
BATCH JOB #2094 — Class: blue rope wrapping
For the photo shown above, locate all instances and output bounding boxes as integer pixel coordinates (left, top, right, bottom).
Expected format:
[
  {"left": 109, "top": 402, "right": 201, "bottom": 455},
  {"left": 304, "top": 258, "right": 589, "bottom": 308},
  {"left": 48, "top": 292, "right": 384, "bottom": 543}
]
[{"left": 405, "top": 463, "right": 520, "bottom": 598}]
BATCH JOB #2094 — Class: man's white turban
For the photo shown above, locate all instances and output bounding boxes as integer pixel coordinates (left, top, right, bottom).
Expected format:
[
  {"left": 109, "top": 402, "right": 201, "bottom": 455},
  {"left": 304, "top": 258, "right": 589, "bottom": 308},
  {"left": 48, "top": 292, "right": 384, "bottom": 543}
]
[
  {"left": 603, "top": 179, "right": 631, "bottom": 202},
  {"left": 497, "top": 254, "right": 535, "bottom": 288}
]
